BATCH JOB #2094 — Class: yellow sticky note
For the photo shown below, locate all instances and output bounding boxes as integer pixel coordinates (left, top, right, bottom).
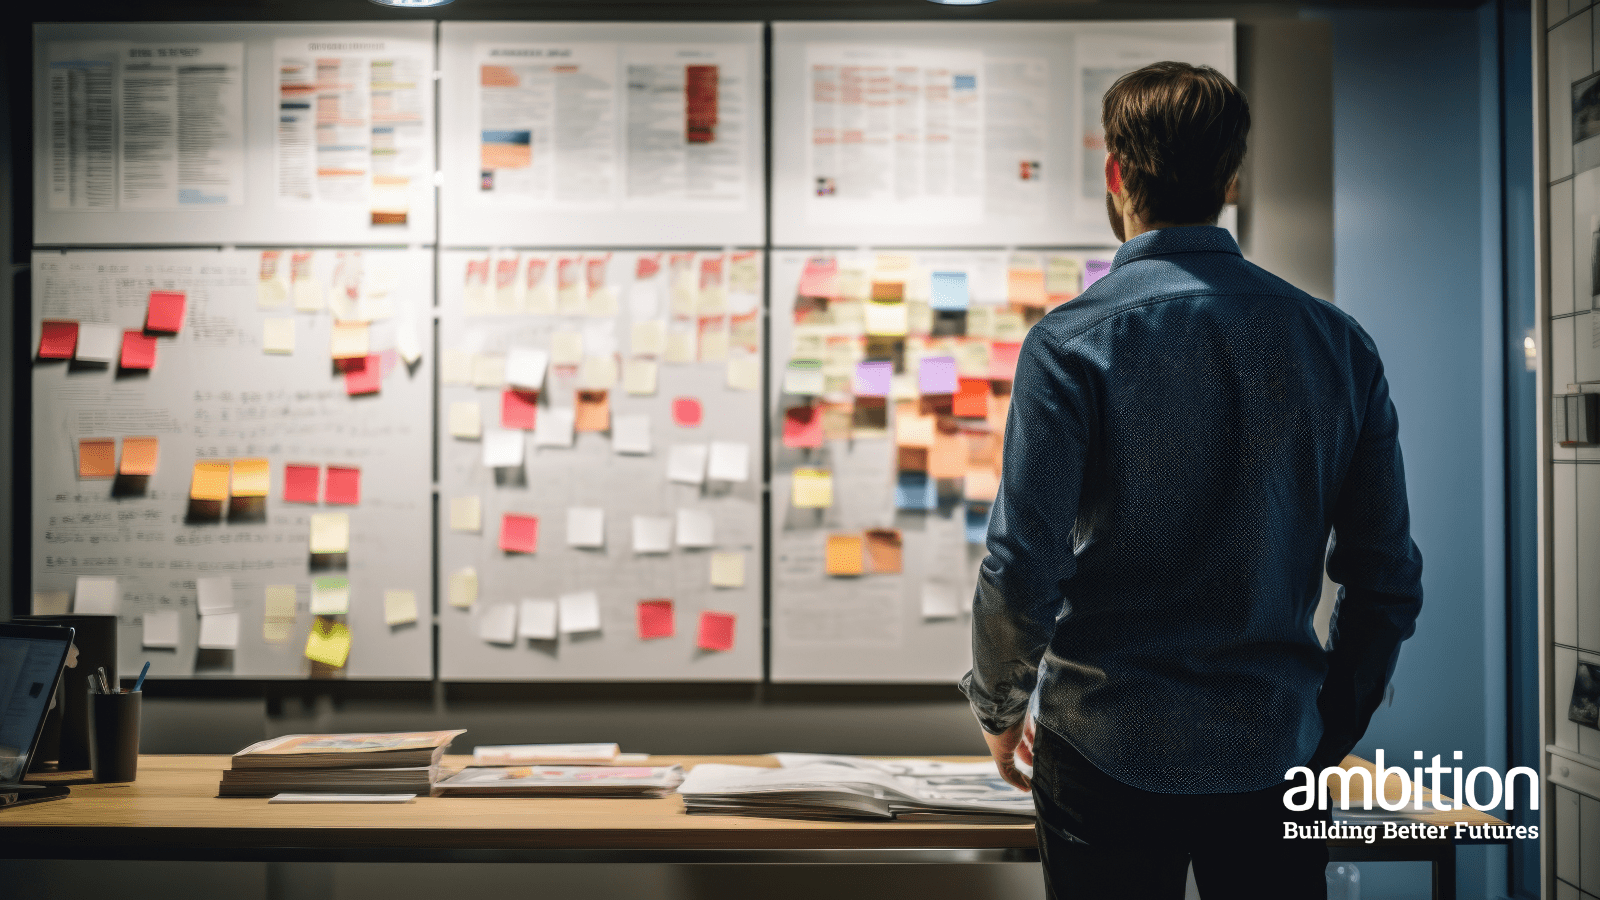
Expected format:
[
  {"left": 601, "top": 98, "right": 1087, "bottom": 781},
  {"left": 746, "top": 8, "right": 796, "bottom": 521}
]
[
  {"left": 384, "top": 589, "right": 418, "bottom": 626},
  {"left": 441, "top": 349, "right": 473, "bottom": 385},
  {"left": 699, "top": 329, "right": 729, "bottom": 363},
  {"left": 792, "top": 468, "right": 834, "bottom": 509},
  {"left": 864, "top": 301, "right": 908, "bottom": 337},
  {"left": 330, "top": 321, "right": 369, "bottom": 360},
  {"left": 449, "top": 401, "right": 482, "bottom": 439},
  {"left": 190, "top": 461, "right": 230, "bottom": 501},
  {"left": 450, "top": 496, "right": 482, "bottom": 532},
  {"left": 727, "top": 356, "right": 760, "bottom": 391},
  {"left": 825, "top": 533, "right": 865, "bottom": 576},
  {"left": 710, "top": 552, "right": 746, "bottom": 588},
  {"left": 264, "top": 584, "right": 297, "bottom": 620},
  {"left": 231, "top": 458, "right": 270, "bottom": 498},
  {"left": 304, "top": 618, "right": 351, "bottom": 668},
  {"left": 119, "top": 436, "right": 159, "bottom": 476},
  {"left": 472, "top": 353, "right": 506, "bottom": 388},
  {"left": 624, "top": 358, "right": 658, "bottom": 396},
  {"left": 448, "top": 567, "right": 478, "bottom": 609},
  {"left": 631, "top": 320, "right": 666, "bottom": 356},
  {"left": 550, "top": 331, "right": 584, "bottom": 367},
  {"left": 309, "top": 512, "right": 350, "bottom": 554},
  {"left": 264, "top": 620, "right": 293, "bottom": 644},
  {"left": 263, "top": 317, "right": 295, "bottom": 355},
  {"left": 579, "top": 354, "right": 618, "bottom": 389},
  {"left": 664, "top": 329, "right": 696, "bottom": 364},
  {"left": 896, "top": 412, "right": 936, "bottom": 449}
]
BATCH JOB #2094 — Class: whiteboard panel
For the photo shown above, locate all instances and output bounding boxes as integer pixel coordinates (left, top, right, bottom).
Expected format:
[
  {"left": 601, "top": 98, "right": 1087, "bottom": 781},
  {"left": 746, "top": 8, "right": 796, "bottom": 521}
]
[
  {"left": 440, "top": 23, "right": 765, "bottom": 247},
  {"left": 767, "top": 248, "right": 1112, "bottom": 682},
  {"left": 771, "top": 21, "right": 1234, "bottom": 247},
  {"left": 437, "top": 248, "right": 763, "bottom": 680},
  {"left": 34, "top": 23, "right": 437, "bottom": 246},
  {"left": 31, "top": 249, "right": 434, "bottom": 679}
]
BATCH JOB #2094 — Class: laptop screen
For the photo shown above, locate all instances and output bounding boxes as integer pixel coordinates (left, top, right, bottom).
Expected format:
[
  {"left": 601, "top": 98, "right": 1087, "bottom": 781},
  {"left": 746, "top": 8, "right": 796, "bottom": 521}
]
[{"left": 0, "top": 625, "right": 74, "bottom": 783}]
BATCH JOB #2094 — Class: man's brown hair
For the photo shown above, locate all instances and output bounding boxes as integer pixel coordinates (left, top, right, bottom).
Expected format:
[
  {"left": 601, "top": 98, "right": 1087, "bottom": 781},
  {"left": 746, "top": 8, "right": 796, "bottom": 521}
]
[{"left": 1102, "top": 61, "right": 1250, "bottom": 226}]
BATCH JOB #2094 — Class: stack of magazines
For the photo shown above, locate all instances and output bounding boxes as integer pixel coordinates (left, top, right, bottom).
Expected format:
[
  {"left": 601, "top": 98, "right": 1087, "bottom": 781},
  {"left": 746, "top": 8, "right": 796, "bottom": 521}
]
[
  {"left": 677, "top": 754, "right": 1035, "bottom": 824},
  {"left": 435, "top": 764, "right": 684, "bottom": 797},
  {"left": 218, "top": 730, "right": 465, "bottom": 797}
]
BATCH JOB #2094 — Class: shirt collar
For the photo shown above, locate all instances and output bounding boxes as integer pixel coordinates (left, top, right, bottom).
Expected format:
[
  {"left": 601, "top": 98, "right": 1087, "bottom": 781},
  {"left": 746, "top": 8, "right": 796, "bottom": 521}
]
[{"left": 1110, "top": 225, "right": 1242, "bottom": 270}]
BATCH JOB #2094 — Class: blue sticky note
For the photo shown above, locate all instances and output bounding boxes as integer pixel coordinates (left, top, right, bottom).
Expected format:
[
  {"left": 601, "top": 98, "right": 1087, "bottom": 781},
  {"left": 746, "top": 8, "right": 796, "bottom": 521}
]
[
  {"left": 930, "top": 271, "right": 969, "bottom": 311},
  {"left": 965, "top": 504, "right": 992, "bottom": 543},
  {"left": 895, "top": 472, "right": 937, "bottom": 510}
]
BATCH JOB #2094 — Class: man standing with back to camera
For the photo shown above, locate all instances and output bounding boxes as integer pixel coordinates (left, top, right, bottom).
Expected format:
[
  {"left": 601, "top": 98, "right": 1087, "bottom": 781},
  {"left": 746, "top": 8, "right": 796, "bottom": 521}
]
[{"left": 962, "top": 62, "right": 1424, "bottom": 899}]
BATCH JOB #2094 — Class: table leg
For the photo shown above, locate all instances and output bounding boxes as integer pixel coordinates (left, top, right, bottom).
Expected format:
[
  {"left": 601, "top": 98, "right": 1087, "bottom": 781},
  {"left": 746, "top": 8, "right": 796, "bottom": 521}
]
[{"left": 1431, "top": 843, "right": 1456, "bottom": 900}]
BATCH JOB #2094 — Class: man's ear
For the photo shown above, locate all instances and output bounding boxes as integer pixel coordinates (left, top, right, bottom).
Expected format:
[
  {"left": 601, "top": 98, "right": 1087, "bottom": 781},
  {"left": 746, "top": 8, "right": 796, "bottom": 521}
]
[
  {"left": 1105, "top": 154, "right": 1122, "bottom": 195},
  {"left": 1224, "top": 173, "right": 1240, "bottom": 206}
]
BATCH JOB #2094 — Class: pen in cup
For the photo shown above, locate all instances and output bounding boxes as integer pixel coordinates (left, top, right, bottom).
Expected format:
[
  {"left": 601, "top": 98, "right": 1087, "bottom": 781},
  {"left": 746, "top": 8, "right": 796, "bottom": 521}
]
[
  {"left": 132, "top": 661, "right": 150, "bottom": 693},
  {"left": 97, "top": 667, "right": 111, "bottom": 695}
]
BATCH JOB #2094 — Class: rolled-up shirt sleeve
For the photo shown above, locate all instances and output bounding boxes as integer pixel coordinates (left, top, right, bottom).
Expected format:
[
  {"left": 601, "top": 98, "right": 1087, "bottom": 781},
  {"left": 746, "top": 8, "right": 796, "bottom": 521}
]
[{"left": 960, "top": 328, "right": 1091, "bottom": 735}]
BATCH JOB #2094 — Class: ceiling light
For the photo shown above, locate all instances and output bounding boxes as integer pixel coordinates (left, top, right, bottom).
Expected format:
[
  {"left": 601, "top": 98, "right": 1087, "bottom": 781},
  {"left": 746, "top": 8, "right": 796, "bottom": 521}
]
[
  {"left": 369, "top": 0, "right": 455, "bottom": 7},
  {"left": 926, "top": 0, "right": 999, "bottom": 4}
]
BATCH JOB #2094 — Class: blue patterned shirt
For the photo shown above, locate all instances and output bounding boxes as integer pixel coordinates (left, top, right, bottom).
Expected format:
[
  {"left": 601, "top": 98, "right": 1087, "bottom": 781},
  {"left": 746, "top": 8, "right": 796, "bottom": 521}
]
[{"left": 961, "top": 225, "right": 1424, "bottom": 794}]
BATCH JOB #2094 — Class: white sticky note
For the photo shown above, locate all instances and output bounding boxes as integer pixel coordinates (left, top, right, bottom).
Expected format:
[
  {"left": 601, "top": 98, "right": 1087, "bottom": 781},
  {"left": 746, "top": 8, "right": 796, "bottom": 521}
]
[
  {"left": 567, "top": 507, "right": 606, "bottom": 548},
  {"left": 632, "top": 516, "right": 674, "bottom": 554},
  {"left": 449, "top": 401, "right": 482, "bottom": 439},
  {"left": 198, "top": 612, "right": 241, "bottom": 650},
  {"left": 707, "top": 441, "right": 749, "bottom": 483},
  {"left": 630, "top": 320, "right": 666, "bottom": 356},
  {"left": 384, "top": 589, "right": 418, "bottom": 626},
  {"left": 478, "top": 603, "right": 518, "bottom": 645},
  {"left": 311, "top": 579, "right": 350, "bottom": 615},
  {"left": 396, "top": 317, "right": 423, "bottom": 365},
  {"left": 450, "top": 496, "right": 482, "bottom": 532},
  {"left": 518, "top": 598, "right": 558, "bottom": 640},
  {"left": 558, "top": 591, "right": 602, "bottom": 634},
  {"left": 449, "top": 568, "right": 478, "bottom": 609},
  {"left": 75, "top": 323, "right": 120, "bottom": 363},
  {"left": 534, "top": 407, "right": 576, "bottom": 448},
  {"left": 667, "top": 443, "right": 708, "bottom": 485},
  {"left": 676, "top": 508, "right": 715, "bottom": 548},
  {"left": 710, "top": 552, "right": 746, "bottom": 588},
  {"left": 550, "top": 331, "right": 584, "bottom": 366},
  {"left": 664, "top": 328, "right": 696, "bottom": 363},
  {"left": 727, "top": 356, "right": 761, "bottom": 391},
  {"left": 612, "top": 414, "right": 652, "bottom": 455},
  {"left": 293, "top": 276, "right": 323, "bottom": 312},
  {"left": 921, "top": 582, "right": 961, "bottom": 619},
  {"left": 783, "top": 361, "right": 826, "bottom": 395},
  {"left": 628, "top": 281, "right": 660, "bottom": 319},
  {"left": 472, "top": 353, "right": 506, "bottom": 388},
  {"left": 441, "top": 349, "right": 472, "bottom": 385},
  {"left": 506, "top": 346, "right": 549, "bottom": 390},
  {"left": 142, "top": 608, "right": 180, "bottom": 648},
  {"left": 263, "top": 318, "right": 295, "bottom": 355},
  {"left": 482, "top": 429, "right": 525, "bottom": 467},
  {"left": 623, "top": 358, "right": 658, "bottom": 395},
  {"left": 197, "top": 576, "right": 235, "bottom": 615},
  {"left": 74, "top": 576, "right": 118, "bottom": 614},
  {"left": 309, "top": 512, "right": 350, "bottom": 554}
]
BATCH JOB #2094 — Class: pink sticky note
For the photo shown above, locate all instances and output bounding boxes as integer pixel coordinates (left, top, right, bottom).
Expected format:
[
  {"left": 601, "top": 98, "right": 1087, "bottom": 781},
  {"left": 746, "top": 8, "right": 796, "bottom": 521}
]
[
  {"left": 344, "top": 355, "right": 382, "bottom": 395},
  {"left": 119, "top": 331, "right": 158, "bottom": 369},
  {"left": 697, "top": 611, "right": 736, "bottom": 652},
  {"left": 38, "top": 321, "right": 78, "bottom": 360},
  {"left": 637, "top": 599, "right": 675, "bottom": 640},
  {"left": 500, "top": 513, "right": 539, "bottom": 553},
  {"left": 854, "top": 360, "right": 893, "bottom": 397},
  {"left": 324, "top": 466, "right": 361, "bottom": 505},
  {"left": 283, "top": 464, "right": 320, "bottom": 504},
  {"left": 797, "top": 257, "right": 839, "bottom": 299},
  {"left": 672, "top": 397, "right": 703, "bottom": 428},
  {"left": 502, "top": 389, "right": 539, "bottom": 430},
  {"left": 145, "top": 290, "right": 187, "bottom": 333},
  {"left": 989, "top": 342, "right": 1023, "bottom": 381},
  {"left": 783, "top": 405, "right": 825, "bottom": 449},
  {"left": 918, "top": 356, "right": 958, "bottom": 395}
]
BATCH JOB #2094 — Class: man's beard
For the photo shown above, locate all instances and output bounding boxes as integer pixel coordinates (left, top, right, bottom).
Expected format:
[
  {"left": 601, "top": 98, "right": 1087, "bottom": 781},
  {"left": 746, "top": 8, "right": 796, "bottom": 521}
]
[{"left": 1105, "top": 191, "right": 1126, "bottom": 243}]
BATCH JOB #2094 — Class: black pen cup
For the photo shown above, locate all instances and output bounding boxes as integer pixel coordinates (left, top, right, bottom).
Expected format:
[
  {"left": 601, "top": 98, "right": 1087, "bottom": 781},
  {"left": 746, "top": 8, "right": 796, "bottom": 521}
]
[{"left": 87, "top": 690, "right": 141, "bottom": 783}]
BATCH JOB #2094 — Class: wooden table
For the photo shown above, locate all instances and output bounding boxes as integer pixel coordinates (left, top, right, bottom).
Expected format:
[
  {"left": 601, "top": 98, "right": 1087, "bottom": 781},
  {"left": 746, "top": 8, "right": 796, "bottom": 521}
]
[{"left": 1, "top": 754, "right": 1508, "bottom": 900}]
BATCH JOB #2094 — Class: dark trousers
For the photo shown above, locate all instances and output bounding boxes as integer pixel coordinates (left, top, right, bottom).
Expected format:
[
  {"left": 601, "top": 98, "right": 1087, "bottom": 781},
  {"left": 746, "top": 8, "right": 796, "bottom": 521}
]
[{"left": 1031, "top": 726, "right": 1331, "bottom": 900}]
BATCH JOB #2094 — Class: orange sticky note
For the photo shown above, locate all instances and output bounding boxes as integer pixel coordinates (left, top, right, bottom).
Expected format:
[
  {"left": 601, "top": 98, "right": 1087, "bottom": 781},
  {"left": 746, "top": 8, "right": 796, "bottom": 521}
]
[
  {"left": 825, "top": 533, "right": 865, "bottom": 576},
  {"left": 929, "top": 423, "right": 969, "bottom": 479},
  {"left": 78, "top": 438, "right": 115, "bottom": 479},
  {"left": 897, "top": 446, "right": 929, "bottom": 472},
  {"left": 190, "top": 460, "right": 230, "bottom": 501},
  {"left": 230, "top": 458, "right": 270, "bottom": 497},
  {"left": 1007, "top": 269, "right": 1047, "bottom": 307},
  {"left": 672, "top": 396, "right": 703, "bottom": 428},
  {"left": 499, "top": 513, "right": 539, "bottom": 553},
  {"left": 38, "top": 321, "right": 78, "bottom": 359},
  {"left": 283, "top": 463, "right": 320, "bottom": 503},
  {"left": 575, "top": 390, "right": 610, "bottom": 432},
  {"left": 119, "top": 436, "right": 158, "bottom": 476},
  {"left": 870, "top": 279, "right": 904, "bottom": 302},
  {"left": 954, "top": 378, "right": 990, "bottom": 418},
  {"left": 325, "top": 466, "right": 361, "bottom": 505},
  {"left": 119, "top": 331, "right": 158, "bottom": 370},
  {"left": 865, "top": 529, "right": 903, "bottom": 574},
  {"left": 637, "top": 599, "right": 675, "bottom": 640},
  {"left": 697, "top": 611, "right": 736, "bottom": 652},
  {"left": 965, "top": 469, "right": 1000, "bottom": 503},
  {"left": 146, "top": 290, "right": 187, "bottom": 333},
  {"left": 502, "top": 389, "right": 539, "bottom": 430},
  {"left": 783, "top": 405, "right": 825, "bottom": 449}
]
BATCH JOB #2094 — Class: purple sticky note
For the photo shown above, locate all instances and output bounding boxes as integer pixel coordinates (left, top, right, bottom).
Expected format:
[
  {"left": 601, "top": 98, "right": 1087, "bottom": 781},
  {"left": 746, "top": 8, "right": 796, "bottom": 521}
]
[
  {"left": 1084, "top": 259, "right": 1112, "bottom": 288},
  {"left": 854, "top": 360, "right": 893, "bottom": 397},
  {"left": 918, "top": 356, "right": 958, "bottom": 395}
]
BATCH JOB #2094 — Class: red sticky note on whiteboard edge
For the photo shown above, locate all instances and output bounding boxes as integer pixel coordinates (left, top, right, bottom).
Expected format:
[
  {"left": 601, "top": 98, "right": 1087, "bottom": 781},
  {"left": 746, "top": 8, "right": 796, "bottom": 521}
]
[
  {"left": 783, "top": 405, "right": 825, "bottom": 449},
  {"left": 324, "top": 466, "right": 361, "bottom": 505},
  {"left": 499, "top": 513, "right": 539, "bottom": 553},
  {"left": 344, "top": 354, "right": 383, "bottom": 395},
  {"left": 146, "top": 290, "right": 187, "bottom": 333},
  {"left": 38, "top": 321, "right": 78, "bottom": 359},
  {"left": 120, "top": 331, "right": 158, "bottom": 369},
  {"left": 501, "top": 389, "right": 539, "bottom": 430},
  {"left": 283, "top": 464, "right": 321, "bottom": 503},
  {"left": 637, "top": 599, "right": 675, "bottom": 640},
  {"left": 697, "top": 611, "right": 736, "bottom": 652},
  {"left": 672, "top": 397, "right": 703, "bottom": 428}
]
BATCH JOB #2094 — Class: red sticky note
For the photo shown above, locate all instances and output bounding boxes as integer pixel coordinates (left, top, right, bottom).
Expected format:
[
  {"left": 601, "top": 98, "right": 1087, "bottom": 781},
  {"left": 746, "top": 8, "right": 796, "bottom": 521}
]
[
  {"left": 672, "top": 397, "right": 703, "bottom": 428},
  {"left": 989, "top": 342, "right": 1023, "bottom": 381},
  {"left": 953, "top": 378, "right": 990, "bottom": 418},
  {"left": 283, "top": 464, "right": 321, "bottom": 503},
  {"left": 324, "top": 466, "right": 361, "bottom": 505},
  {"left": 499, "top": 513, "right": 539, "bottom": 553},
  {"left": 38, "top": 321, "right": 78, "bottom": 359},
  {"left": 501, "top": 389, "right": 539, "bottom": 430},
  {"left": 344, "top": 354, "right": 382, "bottom": 395},
  {"left": 145, "top": 290, "right": 187, "bottom": 333},
  {"left": 119, "top": 331, "right": 158, "bottom": 370},
  {"left": 783, "top": 405, "right": 825, "bottom": 449},
  {"left": 697, "top": 611, "right": 736, "bottom": 652},
  {"left": 637, "top": 599, "right": 675, "bottom": 640}
]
